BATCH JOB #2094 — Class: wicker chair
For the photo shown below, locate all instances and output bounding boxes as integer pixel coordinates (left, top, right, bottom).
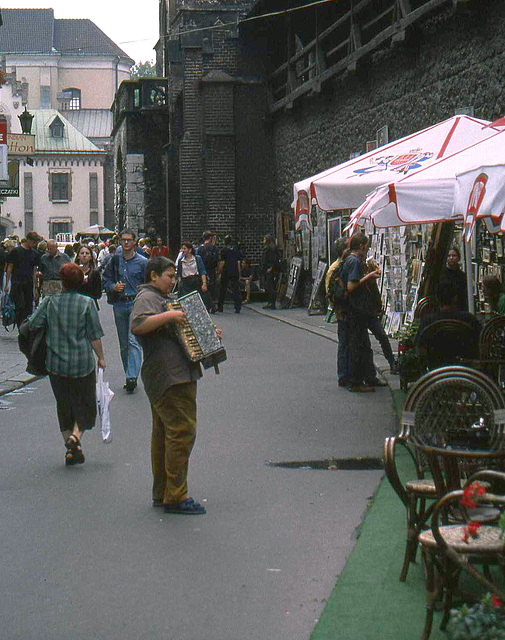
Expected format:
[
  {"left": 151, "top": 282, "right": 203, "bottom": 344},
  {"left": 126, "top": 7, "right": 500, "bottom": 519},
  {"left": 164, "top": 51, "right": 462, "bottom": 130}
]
[
  {"left": 479, "top": 315, "right": 505, "bottom": 385},
  {"left": 416, "top": 318, "right": 480, "bottom": 370},
  {"left": 413, "top": 296, "right": 439, "bottom": 321},
  {"left": 383, "top": 366, "right": 505, "bottom": 582},
  {"left": 419, "top": 469, "right": 505, "bottom": 640}
]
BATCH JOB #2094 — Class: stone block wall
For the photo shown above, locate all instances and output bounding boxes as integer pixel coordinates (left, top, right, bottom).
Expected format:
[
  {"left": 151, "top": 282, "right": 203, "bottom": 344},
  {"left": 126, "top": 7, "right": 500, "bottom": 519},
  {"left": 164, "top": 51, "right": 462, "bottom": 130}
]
[
  {"left": 270, "top": 3, "right": 505, "bottom": 216},
  {"left": 125, "top": 153, "right": 145, "bottom": 231}
]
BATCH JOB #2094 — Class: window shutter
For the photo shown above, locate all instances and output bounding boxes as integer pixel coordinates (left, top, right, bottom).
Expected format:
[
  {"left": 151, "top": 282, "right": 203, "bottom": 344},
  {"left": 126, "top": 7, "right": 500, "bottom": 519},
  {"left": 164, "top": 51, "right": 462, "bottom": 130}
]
[{"left": 24, "top": 172, "right": 33, "bottom": 210}]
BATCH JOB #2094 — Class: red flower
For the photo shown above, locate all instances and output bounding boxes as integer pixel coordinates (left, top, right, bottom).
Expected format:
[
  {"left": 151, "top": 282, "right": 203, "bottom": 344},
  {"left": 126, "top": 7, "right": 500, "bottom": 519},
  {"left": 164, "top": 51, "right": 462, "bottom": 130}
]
[
  {"left": 492, "top": 595, "right": 502, "bottom": 608},
  {"left": 461, "top": 495, "right": 477, "bottom": 508},
  {"left": 467, "top": 521, "right": 481, "bottom": 536},
  {"left": 461, "top": 481, "right": 486, "bottom": 509}
]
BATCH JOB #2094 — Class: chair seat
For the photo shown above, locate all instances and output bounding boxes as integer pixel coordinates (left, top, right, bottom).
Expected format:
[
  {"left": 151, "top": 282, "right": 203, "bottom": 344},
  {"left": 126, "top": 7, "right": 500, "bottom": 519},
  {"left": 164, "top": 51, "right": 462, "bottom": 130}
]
[
  {"left": 406, "top": 478, "right": 437, "bottom": 494},
  {"left": 419, "top": 525, "right": 504, "bottom": 553}
]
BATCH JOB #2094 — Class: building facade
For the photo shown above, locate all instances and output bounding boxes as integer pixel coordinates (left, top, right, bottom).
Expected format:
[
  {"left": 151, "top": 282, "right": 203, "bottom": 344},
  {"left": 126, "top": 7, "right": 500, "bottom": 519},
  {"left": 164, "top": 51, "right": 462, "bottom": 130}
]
[
  {"left": 0, "top": 8, "right": 133, "bottom": 232},
  {"left": 1, "top": 109, "right": 106, "bottom": 241}
]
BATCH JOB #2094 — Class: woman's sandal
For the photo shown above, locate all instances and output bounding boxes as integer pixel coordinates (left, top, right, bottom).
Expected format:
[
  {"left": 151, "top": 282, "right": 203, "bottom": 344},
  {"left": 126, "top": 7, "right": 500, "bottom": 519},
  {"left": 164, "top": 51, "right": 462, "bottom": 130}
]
[{"left": 65, "top": 435, "right": 85, "bottom": 466}]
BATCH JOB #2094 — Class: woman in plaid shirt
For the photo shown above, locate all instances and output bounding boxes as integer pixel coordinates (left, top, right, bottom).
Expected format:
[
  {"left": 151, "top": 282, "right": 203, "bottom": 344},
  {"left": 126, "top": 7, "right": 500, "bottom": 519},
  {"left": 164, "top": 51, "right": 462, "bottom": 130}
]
[{"left": 29, "top": 262, "right": 106, "bottom": 466}]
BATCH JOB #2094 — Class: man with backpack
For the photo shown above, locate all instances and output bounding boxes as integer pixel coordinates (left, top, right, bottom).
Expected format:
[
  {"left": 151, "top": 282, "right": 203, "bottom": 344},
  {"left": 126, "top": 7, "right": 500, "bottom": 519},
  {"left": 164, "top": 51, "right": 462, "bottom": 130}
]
[
  {"left": 326, "top": 238, "right": 350, "bottom": 386},
  {"left": 196, "top": 231, "right": 219, "bottom": 312}
]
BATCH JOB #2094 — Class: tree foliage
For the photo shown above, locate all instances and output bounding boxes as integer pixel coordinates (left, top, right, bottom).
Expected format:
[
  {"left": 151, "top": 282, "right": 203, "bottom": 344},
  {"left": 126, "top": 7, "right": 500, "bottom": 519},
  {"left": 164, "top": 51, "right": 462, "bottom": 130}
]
[{"left": 130, "top": 60, "right": 157, "bottom": 79}]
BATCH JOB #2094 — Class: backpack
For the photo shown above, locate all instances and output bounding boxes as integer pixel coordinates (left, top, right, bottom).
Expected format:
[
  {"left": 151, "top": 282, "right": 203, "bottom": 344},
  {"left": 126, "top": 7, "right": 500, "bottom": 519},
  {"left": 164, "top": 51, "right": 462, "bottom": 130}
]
[
  {"left": 1, "top": 292, "right": 16, "bottom": 331},
  {"left": 327, "top": 263, "right": 348, "bottom": 310},
  {"left": 197, "top": 244, "right": 219, "bottom": 271}
]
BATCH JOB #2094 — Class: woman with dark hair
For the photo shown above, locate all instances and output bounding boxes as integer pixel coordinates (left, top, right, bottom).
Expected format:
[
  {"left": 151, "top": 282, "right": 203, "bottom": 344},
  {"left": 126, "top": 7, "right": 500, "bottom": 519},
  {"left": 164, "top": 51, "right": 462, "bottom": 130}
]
[
  {"left": 439, "top": 246, "right": 468, "bottom": 310},
  {"left": 176, "top": 241, "right": 207, "bottom": 297},
  {"left": 28, "top": 262, "right": 105, "bottom": 466},
  {"left": 130, "top": 256, "right": 213, "bottom": 514},
  {"left": 75, "top": 244, "right": 102, "bottom": 303},
  {"left": 483, "top": 275, "right": 505, "bottom": 315}
]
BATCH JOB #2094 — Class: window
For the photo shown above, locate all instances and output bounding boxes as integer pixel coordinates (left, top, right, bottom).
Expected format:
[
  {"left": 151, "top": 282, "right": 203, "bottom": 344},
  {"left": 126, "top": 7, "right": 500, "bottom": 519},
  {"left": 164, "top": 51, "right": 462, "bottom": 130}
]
[
  {"left": 24, "top": 212, "right": 33, "bottom": 233},
  {"left": 50, "top": 172, "right": 70, "bottom": 202},
  {"left": 50, "top": 220, "right": 71, "bottom": 237},
  {"left": 40, "top": 86, "right": 51, "bottom": 108},
  {"left": 24, "top": 173, "right": 33, "bottom": 211},
  {"left": 89, "top": 172, "right": 98, "bottom": 225},
  {"left": 64, "top": 88, "right": 81, "bottom": 110},
  {"left": 49, "top": 116, "right": 65, "bottom": 139}
]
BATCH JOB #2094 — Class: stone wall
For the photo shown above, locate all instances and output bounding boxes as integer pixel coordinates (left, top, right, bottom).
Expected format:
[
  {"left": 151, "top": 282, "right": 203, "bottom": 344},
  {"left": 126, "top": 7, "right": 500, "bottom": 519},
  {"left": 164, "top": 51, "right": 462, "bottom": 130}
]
[
  {"left": 270, "top": 3, "right": 505, "bottom": 215},
  {"left": 125, "top": 153, "right": 145, "bottom": 232}
]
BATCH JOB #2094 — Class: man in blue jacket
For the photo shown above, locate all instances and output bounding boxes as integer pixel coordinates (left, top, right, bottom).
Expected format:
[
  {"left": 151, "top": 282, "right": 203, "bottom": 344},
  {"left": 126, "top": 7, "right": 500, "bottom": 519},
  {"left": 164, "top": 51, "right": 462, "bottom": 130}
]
[{"left": 103, "top": 228, "right": 147, "bottom": 393}]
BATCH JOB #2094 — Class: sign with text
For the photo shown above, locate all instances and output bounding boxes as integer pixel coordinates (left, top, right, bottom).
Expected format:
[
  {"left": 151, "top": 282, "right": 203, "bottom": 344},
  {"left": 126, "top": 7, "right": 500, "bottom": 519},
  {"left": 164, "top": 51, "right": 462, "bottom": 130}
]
[
  {"left": 0, "top": 159, "right": 20, "bottom": 196},
  {"left": 8, "top": 133, "right": 35, "bottom": 156},
  {"left": 0, "top": 117, "right": 7, "bottom": 145}
]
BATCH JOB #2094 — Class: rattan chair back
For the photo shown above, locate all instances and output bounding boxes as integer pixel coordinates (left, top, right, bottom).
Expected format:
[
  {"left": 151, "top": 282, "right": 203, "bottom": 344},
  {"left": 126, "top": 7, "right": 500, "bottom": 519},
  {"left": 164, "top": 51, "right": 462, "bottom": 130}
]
[
  {"left": 416, "top": 319, "right": 480, "bottom": 370},
  {"left": 413, "top": 296, "right": 439, "bottom": 321}
]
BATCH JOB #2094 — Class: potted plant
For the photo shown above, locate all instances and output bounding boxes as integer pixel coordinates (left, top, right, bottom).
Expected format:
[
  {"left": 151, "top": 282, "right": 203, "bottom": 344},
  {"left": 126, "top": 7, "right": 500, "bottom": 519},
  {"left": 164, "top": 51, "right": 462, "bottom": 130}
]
[
  {"left": 393, "top": 323, "right": 424, "bottom": 390},
  {"left": 447, "top": 593, "right": 505, "bottom": 639}
]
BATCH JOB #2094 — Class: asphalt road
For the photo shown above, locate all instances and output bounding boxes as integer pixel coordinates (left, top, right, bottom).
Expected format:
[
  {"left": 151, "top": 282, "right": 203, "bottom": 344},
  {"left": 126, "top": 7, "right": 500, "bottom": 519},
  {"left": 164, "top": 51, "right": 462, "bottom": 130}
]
[{"left": 0, "top": 303, "right": 394, "bottom": 640}]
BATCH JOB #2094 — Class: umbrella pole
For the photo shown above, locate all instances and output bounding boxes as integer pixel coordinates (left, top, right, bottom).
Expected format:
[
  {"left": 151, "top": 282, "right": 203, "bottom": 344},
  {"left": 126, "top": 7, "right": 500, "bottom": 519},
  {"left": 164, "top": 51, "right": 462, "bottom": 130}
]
[{"left": 463, "top": 240, "right": 474, "bottom": 314}]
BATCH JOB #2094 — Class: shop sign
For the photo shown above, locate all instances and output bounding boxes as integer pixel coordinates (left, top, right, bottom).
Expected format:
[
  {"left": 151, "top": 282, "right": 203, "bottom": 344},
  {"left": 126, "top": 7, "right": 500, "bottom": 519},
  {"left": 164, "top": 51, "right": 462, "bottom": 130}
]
[
  {"left": 0, "top": 159, "right": 20, "bottom": 196},
  {"left": 8, "top": 134, "right": 35, "bottom": 156}
]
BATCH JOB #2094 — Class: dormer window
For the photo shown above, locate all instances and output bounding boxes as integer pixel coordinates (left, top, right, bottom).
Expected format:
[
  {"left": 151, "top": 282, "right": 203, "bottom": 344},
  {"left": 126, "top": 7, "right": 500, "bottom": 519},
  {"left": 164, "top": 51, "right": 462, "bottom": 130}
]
[{"left": 50, "top": 116, "right": 64, "bottom": 138}]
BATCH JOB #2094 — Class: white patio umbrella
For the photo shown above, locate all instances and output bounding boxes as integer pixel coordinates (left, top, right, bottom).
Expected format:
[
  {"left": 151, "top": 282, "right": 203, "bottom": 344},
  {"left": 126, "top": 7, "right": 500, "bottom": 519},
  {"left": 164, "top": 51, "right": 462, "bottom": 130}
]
[
  {"left": 454, "top": 164, "right": 505, "bottom": 242},
  {"left": 347, "top": 127, "right": 505, "bottom": 312},
  {"left": 292, "top": 115, "right": 496, "bottom": 229},
  {"left": 348, "top": 127, "right": 505, "bottom": 232}
]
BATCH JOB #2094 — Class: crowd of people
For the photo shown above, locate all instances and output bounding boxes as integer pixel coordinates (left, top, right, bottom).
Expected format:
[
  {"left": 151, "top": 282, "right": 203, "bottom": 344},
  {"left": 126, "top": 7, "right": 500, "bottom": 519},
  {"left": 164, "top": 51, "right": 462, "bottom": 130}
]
[{"left": 1, "top": 227, "right": 281, "bottom": 515}]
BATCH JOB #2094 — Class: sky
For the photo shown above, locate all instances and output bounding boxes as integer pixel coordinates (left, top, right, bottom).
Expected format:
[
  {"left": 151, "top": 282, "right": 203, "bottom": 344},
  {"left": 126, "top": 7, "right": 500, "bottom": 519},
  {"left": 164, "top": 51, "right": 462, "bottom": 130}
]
[{"left": 4, "top": 1, "right": 159, "bottom": 64}]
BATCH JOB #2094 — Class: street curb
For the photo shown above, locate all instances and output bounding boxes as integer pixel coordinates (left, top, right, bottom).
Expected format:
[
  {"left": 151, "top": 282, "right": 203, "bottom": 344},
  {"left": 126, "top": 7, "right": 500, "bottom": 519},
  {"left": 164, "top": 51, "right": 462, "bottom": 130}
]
[{"left": 0, "top": 375, "right": 43, "bottom": 399}]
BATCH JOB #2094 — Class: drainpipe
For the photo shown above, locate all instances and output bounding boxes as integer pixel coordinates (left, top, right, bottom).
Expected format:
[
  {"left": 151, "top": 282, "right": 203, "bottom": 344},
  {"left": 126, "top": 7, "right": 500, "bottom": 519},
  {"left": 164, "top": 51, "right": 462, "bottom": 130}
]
[{"left": 115, "top": 56, "right": 120, "bottom": 91}]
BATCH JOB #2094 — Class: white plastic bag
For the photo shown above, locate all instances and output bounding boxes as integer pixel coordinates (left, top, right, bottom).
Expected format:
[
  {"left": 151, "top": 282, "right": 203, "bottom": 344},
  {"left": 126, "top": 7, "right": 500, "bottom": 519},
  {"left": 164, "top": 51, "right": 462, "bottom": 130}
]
[{"left": 96, "top": 367, "right": 114, "bottom": 443}]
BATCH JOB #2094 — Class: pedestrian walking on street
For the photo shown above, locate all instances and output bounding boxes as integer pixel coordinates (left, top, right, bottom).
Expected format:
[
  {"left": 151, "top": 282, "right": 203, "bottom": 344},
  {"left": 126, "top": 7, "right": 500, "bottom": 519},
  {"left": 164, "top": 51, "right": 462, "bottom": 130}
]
[
  {"left": 38, "top": 240, "right": 70, "bottom": 298},
  {"left": 28, "top": 262, "right": 106, "bottom": 466},
  {"left": 102, "top": 228, "right": 147, "bottom": 394},
  {"left": 196, "top": 231, "right": 219, "bottom": 312},
  {"left": 131, "top": 256, "right": 214, "bottom": 515},
  {"left": 75, "top": 245, "right": 102, "bottom": 304},
  {"left": 4, "top": 231, "right": 42, "bottom": 328},
  {"left": 262, "top": 235, "right": 281, "bottom": 310},
  {"left": 150, "top": 236, "right": 170, "bottom": 258},
  {"left": 217, "top": 235, "right": 242, "bottom": 313},
  {"left": 177, "top": 241, "right": 207, "bottom": 298}
]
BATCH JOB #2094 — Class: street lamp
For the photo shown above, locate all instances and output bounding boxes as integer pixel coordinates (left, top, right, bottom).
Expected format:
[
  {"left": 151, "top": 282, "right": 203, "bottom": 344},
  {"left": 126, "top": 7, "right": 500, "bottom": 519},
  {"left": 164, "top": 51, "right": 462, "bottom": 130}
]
[{"left": 18, "top": 107, "right": 34, "bottom": 134}]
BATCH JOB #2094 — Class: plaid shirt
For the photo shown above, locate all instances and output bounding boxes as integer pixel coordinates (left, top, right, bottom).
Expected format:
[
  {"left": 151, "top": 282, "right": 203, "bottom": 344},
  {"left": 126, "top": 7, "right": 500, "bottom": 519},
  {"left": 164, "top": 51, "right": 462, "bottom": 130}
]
[{"left": 29, "top": 291, "right": 104, "bottom": 377}]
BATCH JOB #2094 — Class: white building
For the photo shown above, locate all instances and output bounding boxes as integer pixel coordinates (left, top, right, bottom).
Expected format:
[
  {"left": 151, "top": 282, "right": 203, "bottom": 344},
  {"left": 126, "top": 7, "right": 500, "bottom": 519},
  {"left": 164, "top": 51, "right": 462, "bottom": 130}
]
[{"left": 1, "top": 109, "right": 106, "bottom": 240}]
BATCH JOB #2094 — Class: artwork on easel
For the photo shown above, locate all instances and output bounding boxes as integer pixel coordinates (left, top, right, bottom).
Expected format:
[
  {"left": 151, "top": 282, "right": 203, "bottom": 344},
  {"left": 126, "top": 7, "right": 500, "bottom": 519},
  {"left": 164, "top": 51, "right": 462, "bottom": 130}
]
[
  {"left": 327, "top": 217, "right": 342, "bottom": 265},
  {"left": 308, "top": 261, "right": 327, "bottom": 316},
  {"left": 284, "top": 257, "right": 304, "bottom": 308}
]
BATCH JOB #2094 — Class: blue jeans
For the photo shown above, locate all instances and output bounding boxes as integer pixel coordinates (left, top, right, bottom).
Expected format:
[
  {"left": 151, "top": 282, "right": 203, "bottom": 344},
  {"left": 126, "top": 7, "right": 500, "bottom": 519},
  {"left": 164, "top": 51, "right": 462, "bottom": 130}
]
[
  {"left": 337, "top": 320, "right": 349, "bottom": 382},
  {"left": 113, "top": 302, "right": 142, "bottom": 379},
  {"left": 367, "top": 315, "right": 395, "bottom": 368}
]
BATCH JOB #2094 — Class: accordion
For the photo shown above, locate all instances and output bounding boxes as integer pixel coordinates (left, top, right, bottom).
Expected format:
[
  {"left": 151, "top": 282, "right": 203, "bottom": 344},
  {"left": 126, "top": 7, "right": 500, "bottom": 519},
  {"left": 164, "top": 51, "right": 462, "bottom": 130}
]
[{"left": 166, "top": 291, "right": 227, "bottom": 373}]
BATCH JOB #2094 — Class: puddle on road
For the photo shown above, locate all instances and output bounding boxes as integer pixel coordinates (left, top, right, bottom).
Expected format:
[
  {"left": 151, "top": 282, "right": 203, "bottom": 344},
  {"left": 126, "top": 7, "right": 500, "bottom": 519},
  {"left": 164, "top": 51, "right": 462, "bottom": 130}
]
[{"left": 266, "top": 457, "right": 383, "bottom": 471}]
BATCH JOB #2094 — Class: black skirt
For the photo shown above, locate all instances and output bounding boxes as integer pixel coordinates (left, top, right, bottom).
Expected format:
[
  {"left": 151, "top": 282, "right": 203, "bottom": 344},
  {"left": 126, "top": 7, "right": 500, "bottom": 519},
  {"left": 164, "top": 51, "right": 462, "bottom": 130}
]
[{"left": 49, "top": 370, "right": 97, "bottom": 432}]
